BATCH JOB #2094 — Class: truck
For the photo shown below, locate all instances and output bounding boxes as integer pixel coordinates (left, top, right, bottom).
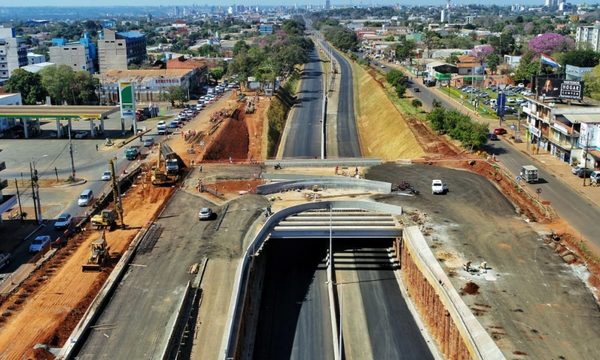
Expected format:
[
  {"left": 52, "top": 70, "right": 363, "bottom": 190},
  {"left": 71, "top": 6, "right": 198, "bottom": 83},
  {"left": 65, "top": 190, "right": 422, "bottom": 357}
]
[
  {"left": 431, "top": 179, "right": 448, "bottom": 194},
  {"left": 520, "top": 165, "right": 539, "bottom": 183},
  {"left": 91, "top": 209, "right": 117, "bottom": 230},
  {"left": 125, "top": 145, "right": 140, "bottom": 160},
  {"left": 151, "top": 142, "right": 180, "bottom": 186}
]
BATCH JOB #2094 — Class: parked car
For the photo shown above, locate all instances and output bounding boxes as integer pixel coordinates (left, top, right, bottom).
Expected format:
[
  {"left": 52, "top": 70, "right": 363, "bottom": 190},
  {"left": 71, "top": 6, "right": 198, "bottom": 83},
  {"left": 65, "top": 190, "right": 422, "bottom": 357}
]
[
  {"left": 591, "top": 170, "right": 600, "bottom": 184},
  {"left": 575, "top": 167, "right": 594, "bottom": 178},
  {"left": 431, "top": 179, "right": 449, "bottom": 195},
  {"left": 494, "top": 128, "right": 507, "bottom": 135},
  {"left": 101, "top": 170, "right": 112, "bottom": 181},
  {"left": 169, "top": 120, "right": 179, "bottom": 128},
  {"left": 74, "top": 131, "right": 89, "bottom": 139},
  {"left": 78, "top": 189, "right": 94, "bottom": 206},
  {"left": 571, "top": 165, "right": 584, "bottom": 175},
  {"left": 54, "top": 213, "right": 72, "bottom": 230},
  {"left": 489, "top": 133, "right": 499, "bottom": 141},
  {"left": 198, "top": 207, "right": 214, "bottom": 220},
  {"left": 29, "top": 235, "right": 51, "bottom": 253}
]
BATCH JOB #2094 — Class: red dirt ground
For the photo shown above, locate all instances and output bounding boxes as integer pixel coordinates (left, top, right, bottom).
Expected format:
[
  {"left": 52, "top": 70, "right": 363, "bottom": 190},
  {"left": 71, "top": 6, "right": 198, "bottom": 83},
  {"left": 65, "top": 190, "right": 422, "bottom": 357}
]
[{"left": 203, "top": 116, "right": 250, "bottom": 161}]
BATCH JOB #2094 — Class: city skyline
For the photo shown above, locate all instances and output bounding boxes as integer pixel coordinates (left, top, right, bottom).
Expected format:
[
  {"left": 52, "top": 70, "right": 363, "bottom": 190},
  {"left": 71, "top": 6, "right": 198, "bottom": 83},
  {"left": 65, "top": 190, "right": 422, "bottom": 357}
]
[{"left": 2, "top": 0, "right": 600, "bottom": 8}]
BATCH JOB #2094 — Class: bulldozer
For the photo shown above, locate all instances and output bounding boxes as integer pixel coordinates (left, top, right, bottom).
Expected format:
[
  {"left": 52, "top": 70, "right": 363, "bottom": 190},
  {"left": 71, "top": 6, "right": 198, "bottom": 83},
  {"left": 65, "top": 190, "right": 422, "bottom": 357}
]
[
  {"left": 91, "top": 209, "right": 117, "bottom": 230},
  {"left": 82, "top": 231, "right": 109, "bottom": 271},
  {"left": 151, "top": 142, "right": 179, "bottom": 186}
]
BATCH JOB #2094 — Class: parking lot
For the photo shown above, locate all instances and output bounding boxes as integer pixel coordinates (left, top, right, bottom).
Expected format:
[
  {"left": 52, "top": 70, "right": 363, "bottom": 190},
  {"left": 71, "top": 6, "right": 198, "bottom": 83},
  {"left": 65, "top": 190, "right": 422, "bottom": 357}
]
[{"left": 367, "top": 164, "right": 600, "bottom": 359}]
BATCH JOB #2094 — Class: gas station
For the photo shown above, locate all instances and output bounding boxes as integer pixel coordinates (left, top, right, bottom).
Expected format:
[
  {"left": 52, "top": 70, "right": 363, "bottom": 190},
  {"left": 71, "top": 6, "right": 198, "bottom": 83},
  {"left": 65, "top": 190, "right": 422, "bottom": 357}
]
[{"left": 0, "top": 105, "right": 119, "bottom": 139}]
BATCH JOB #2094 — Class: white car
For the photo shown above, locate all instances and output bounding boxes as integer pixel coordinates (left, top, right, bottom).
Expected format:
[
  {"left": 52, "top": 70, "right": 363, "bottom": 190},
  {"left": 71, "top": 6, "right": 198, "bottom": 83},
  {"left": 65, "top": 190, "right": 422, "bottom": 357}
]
[
  {"left": 431, "top": 180, "right": 448, "bottom": 195},
  {"left": 54, "top": 213, "right": 73, "bottom": 230},
  {"left": 29, "top": 235, "right": 51, "bottom": 253},
  {"left": 198, "top": 207, "right": 214, "bottom": 220},
  {"left": 101, "top": 170, "right": 112, "bottom": 181}
]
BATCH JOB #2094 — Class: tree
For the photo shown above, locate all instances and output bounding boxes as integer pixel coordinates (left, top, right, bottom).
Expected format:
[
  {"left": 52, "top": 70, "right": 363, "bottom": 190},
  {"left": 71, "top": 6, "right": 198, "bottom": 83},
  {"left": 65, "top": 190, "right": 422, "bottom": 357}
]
[
  {"left": 558, "top": 49, "right": 600, "bottom": 68},
  {"left": 583, "top": 64, "right": 600, "bottom": 100},
  {"left": 489, "top": 32, "right": 516, "bottom": 56},
  {"left": 528, "top": 32, "right": 574, "bottom": 55},
  {"left": 161, "top": 86, "right": 187, "bottom": 107},
  {"left": 233, "top": 40, "right": 250, "bottom": 56},
  {"left": 210, "top": 67, "right": 225, "bottom": 81},
  {"left": 385, "top": 69, "right": 405, "bottom": 86},
  {"left": 513, "top": 51, "right": 540, "bottom": 85},
  {"left": 4, "top": 69, "right": 46, "bottom": 105},
  {"left": 487, "top": 53, "right": 501, "bottom": 74},
  {"left": 411, "top": 99, "right": 423, "bottom": 109},
  {"left": 384, "top": 35, "right": 395, "bottom": 42},
  {"left": 395, "top": 83, "right": 407, "bottom": 98},
  {"left": 395, "top": 39, "right": 416, "bottom": 63},
  {"left": 470, "top": 45, "right": 494, "bottom": 61}
]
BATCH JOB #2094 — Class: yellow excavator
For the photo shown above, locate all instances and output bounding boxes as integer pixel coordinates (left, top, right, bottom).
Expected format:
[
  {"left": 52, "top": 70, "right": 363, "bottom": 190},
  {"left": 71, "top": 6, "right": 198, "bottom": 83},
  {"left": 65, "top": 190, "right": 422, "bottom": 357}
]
[{"left": 151, "top": 142, "right": 180, "bottom": 186}]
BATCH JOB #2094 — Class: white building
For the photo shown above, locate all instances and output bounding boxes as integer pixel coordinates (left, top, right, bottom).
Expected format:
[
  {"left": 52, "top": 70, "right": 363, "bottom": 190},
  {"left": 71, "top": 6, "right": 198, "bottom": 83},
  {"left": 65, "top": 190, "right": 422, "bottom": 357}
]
[
  {"left": 0, "top": 27, "right": 27, "bottom": 84},
  {"left": 504, "top": 55, "right": 522, "bottom": 69},
  {"left": 0, "top": 93, "right": 23, "bottom": 132},
  {"left": 27, "top": 52, "right": 45, "bottom": 65},
  {"left": 575, "top": 24, "right": 600, "bottom": 52}
]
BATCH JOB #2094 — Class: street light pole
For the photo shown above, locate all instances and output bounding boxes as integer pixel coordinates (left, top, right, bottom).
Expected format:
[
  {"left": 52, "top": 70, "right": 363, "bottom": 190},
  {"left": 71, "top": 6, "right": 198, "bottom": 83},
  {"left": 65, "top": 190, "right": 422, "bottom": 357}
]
[{"left": 68, "top": 119, "right": 76, "bottom": 180}]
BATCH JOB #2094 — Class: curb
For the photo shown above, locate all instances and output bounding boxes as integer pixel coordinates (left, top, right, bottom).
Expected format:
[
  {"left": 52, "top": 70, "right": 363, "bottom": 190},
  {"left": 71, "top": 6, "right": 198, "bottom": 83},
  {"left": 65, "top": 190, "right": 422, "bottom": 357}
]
[{"left": 52, "top": 179, "right": 87, "bottom": 188}]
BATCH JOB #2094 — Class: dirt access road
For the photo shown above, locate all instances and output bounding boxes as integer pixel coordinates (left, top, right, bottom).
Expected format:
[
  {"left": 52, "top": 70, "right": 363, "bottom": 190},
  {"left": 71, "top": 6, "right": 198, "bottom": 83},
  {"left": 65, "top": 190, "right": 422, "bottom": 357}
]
[{"left": 367, "top": 164, "right": 600, "bottom": 359}]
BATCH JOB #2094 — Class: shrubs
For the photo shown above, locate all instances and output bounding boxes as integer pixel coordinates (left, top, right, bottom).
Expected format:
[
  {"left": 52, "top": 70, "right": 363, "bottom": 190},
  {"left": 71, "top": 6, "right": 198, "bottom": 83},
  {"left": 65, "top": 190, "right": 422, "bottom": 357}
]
[{"left": 426, "top": 108, "right": 489, "bottom": 149}]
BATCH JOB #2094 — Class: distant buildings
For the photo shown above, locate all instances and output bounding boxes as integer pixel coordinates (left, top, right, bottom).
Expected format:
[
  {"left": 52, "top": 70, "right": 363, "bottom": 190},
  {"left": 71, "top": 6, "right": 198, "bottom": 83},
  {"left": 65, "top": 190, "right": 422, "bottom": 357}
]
[
  {"left": 0, "top": 27, "right": 27, "bottom": 84},
  {"left": 98, "top": 29, "right": 147, "bottom": 73},
  {"left": 27, "top": 53, "right": 45, "bottom": 65},
  {"left": 259, "top": 24, "right": 276, "bottom": 35},
  {"left": 575, "top": 24, "right": 600, "bottom": 52},
  {"left": 0, "top": 93, "right": 22, "bottom": 133}
]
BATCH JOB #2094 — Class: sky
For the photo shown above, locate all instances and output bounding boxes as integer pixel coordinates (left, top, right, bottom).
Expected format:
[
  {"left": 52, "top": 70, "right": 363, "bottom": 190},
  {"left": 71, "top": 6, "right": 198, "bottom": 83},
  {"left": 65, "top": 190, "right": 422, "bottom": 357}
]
[{"left": 1, "top": 0, "right": 599, "bottom": 7}]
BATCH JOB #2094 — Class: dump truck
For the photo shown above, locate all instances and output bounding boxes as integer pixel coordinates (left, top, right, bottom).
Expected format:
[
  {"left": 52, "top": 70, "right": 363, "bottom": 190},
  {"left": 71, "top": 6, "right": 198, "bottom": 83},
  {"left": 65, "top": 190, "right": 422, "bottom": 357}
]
[
  {"left": 91, "top": 209, "right": 117, "bottom": 230},
  {"left": 82, "top": 232, "right": 109, "bottom": 271},
  {"left": 151, "top": 142, "right": 180, "bottom": 186}
]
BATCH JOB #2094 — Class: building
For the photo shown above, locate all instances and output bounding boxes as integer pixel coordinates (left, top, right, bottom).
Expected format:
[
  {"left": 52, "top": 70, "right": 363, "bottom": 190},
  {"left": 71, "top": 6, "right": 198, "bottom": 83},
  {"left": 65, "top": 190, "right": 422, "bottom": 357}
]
[
  {"left": 575, "top": 24, "right": 600, "bottom": 52},
  {"left": 325, "top": 0, "right": 331, "bottom": 9},
  {"left": 96, "top": 68, "right": 204, "bottom": 104},
  {"left": 98, "top": 29, "right": 147, "bottom": 73},
  {"left": 441, "top": 8, "right": 449, "bottom": 23},
  {"left": 0, "top": 155, "right": 17, "bottom": 223},
  {"left": 523, "top": 96, "right": 600, "bottom": 166},
  {"left": 27, "top": 53, "right": 45, "bottom": 65},
  {"left": 21, "top": 62, "right": 54, "bottom": 74},
  {"left": 259, "top": 24, "right": 276, "bottom": 36},
  {"left": 0, "top": 27, "right": 27, "bottom": 84},
  {"left": 50, "top": 43, "right": 94, "bottom": 73},
  {"left": 503, "top": 55, "right": 522, "bottom": 69},
  {"left": 0, "top": 93, "right": 22, "bottom": 133}
]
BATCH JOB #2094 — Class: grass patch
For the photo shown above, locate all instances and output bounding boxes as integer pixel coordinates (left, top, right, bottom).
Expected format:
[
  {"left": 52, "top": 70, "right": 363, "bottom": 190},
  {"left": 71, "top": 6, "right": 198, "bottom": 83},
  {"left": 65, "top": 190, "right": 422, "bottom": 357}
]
[
  {"left": 439, "top": 87, "right": 496, "bottom": 119},
  {"left": 350, "top": 60, "right": 425, "bottom": 160}
]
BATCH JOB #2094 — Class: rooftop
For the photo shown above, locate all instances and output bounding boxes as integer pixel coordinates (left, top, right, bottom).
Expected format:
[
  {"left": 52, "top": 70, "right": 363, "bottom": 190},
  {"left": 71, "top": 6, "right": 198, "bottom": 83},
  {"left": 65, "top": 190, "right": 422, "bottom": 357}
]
[
  {"left": 117, "top": 31, "right": 145, "bottom": 39},
  {"left": 99, "top": 68, "right": 194, "bottom": 82},
  {"left": 0, "top": 105, "right": 118, "bottom": 119}
]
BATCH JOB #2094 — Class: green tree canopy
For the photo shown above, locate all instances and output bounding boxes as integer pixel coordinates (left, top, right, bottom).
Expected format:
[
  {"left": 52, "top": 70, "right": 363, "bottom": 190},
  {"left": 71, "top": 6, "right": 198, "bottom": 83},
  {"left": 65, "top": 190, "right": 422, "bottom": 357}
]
[
  {"left": 161, "top": 86, "right": 187, "bottom": 107},
  {"left": 583, "top": 64, "right": 600, "bottom": 100},
  {"left": 558, "top": 49, "right": 600, "bottom": 68},
  {"left": 39, "top": 65, "right": 98, "bottom": 105},
  {"left": 395, "top": 39, "right": 416, "bottom": 62},
  {"left": 4, "top": 69, "right": 46, "bottom": 105}
]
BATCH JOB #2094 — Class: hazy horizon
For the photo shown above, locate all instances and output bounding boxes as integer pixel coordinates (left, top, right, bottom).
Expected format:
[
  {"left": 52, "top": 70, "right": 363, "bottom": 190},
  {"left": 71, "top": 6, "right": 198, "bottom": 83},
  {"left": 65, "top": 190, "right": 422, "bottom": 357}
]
[{"left": 1, "top": 0, "right": 599, "bottom": 8}]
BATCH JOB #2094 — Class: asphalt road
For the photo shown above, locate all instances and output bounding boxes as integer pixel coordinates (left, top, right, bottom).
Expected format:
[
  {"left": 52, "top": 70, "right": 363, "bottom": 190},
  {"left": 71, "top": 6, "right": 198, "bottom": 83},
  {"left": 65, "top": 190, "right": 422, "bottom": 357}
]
[
  {"left": 335, "top": 240, "right": 433, "bottom": 360},
  {"left": 252, "top": 238, "right": 334, "bottom": 360},
  {"left": 282, "top": 47, "right": 323, "bottom": 159},
  {"left": 319, "top": 41, "right": 361, "bottom": 158},
  {"left": 368, "top": 60, "right": 600, "bottom": 247}
]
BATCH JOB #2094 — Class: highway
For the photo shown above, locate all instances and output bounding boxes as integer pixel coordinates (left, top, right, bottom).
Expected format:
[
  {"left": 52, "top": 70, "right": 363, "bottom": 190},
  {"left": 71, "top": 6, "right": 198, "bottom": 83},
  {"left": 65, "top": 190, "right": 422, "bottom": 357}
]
[
  {"left": 369, "top": 59, "right": 600, "bottom": 247},
  {"left": 253, "top": 238, "right": 334, "bottom": 360},
  {"left": 335, "top": 241, "right": 433, "bottom": 360},
  {"left": 282, "top": 47, "right": 324, "bottom": 159},
  {"left": 319, "top": 40, "right": 361, "bottom": 158}
]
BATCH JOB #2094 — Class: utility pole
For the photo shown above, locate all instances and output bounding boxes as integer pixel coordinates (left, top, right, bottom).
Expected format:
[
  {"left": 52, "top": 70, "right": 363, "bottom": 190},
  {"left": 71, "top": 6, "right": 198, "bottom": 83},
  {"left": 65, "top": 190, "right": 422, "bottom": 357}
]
[
  {"left": 68, "top": 119, "right": 76, "bottom": 180},
  {"left": 29, "top": 162, "right": 42, "bottom": 224},
  {"left": 582, "top": 131, "right": 591, "bottom": 187},
  {"left": 110, "top": 158, "right": 125, "bottom": 228},
  {"left": 14, "top": 179, "right": 23, "bottom": 221}
]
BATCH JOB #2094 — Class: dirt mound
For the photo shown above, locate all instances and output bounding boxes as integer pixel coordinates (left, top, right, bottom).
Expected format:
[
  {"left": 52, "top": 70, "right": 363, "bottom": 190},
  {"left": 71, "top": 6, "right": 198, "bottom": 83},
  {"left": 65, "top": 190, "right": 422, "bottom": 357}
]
[{"left": 203, "top": 116, "right": 250, "bottom": 162}]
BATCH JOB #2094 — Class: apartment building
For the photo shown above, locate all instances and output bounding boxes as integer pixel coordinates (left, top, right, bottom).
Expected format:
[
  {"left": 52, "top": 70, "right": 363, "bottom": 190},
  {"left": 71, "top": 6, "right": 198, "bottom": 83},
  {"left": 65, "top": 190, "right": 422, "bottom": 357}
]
[
  {"left": 49, "top": 43, "right": 95, "bottom": 73},
  {"left": 575, "top": 24, "right": 600, "bottom": 52},
  {"left": 98, "top": 29, "right": 147, "bottom": 73},
  {"left": 0, "top": 27, "right": 27, "bottom": 84}
]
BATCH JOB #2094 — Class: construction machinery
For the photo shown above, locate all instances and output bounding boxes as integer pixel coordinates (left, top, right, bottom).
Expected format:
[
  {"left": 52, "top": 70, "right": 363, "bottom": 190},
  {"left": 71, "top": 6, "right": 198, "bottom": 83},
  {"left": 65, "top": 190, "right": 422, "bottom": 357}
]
[
  {"left": 151, "top": 143, "right": 180, "bottom": 186},
  {"left": 91, "top": 209, "right": 117, "bottom": 230},
  {"left": 82, "top": 231, "right": 109, "bottom": 271}
]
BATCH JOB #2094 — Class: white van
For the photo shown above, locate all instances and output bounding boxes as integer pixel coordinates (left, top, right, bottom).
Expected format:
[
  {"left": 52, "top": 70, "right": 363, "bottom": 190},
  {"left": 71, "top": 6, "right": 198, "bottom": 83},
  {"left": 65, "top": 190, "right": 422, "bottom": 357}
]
[{"left": 78, "top": 189, "right": 94, "bottom": 206}]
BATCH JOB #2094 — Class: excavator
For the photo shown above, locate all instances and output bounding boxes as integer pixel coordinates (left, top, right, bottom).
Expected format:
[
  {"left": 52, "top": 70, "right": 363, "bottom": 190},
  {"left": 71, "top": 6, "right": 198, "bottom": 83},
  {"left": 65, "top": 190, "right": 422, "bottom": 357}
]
[
  {"left": 82, "top": 231, "right": 109, "bottom": 271},
  {"left": 151, "top": 142, "right": 180, "bottom": 186}
]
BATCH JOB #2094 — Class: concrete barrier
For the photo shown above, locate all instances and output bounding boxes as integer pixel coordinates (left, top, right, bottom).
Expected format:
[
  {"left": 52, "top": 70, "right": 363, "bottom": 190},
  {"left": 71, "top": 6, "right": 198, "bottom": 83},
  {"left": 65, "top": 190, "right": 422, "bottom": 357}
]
[
  {"left": 265, "top": 158, "right": 382, "bottom": 168},
  {"left": 401, "top": 226, "right": 505, "bottom": 360},
  {"left": 222, "top": 200, "right": 403, "bottom": 359},
  {"left": 256, "top": 177, "right": 392, "bottom": 194}
]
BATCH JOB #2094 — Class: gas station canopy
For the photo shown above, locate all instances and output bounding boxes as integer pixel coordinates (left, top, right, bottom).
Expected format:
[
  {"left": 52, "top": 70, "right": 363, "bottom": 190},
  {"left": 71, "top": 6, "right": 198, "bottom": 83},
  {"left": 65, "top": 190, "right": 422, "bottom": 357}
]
[{"left": 0, "top": 105, "right": 119, "bottom": 119}]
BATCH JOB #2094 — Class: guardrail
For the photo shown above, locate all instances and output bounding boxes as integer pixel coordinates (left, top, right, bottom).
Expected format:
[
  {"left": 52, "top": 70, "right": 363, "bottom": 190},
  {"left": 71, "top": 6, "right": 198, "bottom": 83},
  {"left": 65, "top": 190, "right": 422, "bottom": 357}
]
[{"left": 222, "top": 200, "right": 403, "bottom": 359}]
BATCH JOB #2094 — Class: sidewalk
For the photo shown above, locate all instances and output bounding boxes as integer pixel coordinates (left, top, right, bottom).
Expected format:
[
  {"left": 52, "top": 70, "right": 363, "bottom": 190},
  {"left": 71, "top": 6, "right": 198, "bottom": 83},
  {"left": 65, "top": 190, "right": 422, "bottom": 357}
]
[{"left": 383, "top": 61, "right": 600, "bottom": 208}]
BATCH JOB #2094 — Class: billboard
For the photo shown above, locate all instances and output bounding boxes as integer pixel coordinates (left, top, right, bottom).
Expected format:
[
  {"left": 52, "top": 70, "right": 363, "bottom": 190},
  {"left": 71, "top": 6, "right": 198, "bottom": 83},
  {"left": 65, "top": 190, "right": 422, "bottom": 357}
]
[
  {"left": 565, "top": 65, "right": 593, "bottom": 81},
  {"left": 536, "top": 77, "right": 584, "bottom": 100},
  {"left": 119, "top": 82, "right": 136, "bottom": 118}
]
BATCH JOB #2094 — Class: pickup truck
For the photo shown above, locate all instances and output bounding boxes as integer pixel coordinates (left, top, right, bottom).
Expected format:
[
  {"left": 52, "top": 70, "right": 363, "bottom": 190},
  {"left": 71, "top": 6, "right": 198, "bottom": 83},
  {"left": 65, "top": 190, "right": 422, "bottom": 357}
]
[
  {"left": 125, "top": 146, "right": 140, "bottom": 160},
  {"left": 431, "top": 179, "right": 448, "bottom": 195}
]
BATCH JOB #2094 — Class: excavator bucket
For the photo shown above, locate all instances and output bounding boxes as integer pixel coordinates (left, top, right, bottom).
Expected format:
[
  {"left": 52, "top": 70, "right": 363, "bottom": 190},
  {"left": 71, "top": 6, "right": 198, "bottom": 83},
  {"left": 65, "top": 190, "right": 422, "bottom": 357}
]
[{"left": 81, "top": 263, "right": 102, "bottom": 272}]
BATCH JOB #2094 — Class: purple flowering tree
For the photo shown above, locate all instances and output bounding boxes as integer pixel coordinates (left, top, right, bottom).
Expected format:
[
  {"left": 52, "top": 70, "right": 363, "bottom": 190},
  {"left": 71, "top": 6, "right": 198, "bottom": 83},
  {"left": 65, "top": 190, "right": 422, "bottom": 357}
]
[
  {"left": 470, "top": 44, "right": 495, "bottom": 61},
  {"left": 528, "top": 33, "right": 574, "bottom": 55}
]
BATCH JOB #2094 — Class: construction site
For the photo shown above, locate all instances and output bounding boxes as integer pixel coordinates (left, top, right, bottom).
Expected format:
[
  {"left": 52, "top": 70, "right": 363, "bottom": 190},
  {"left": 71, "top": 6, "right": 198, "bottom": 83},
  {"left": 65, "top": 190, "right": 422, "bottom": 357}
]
[{"left": 0, "top": 64, "right": 599, "bottom": 360}]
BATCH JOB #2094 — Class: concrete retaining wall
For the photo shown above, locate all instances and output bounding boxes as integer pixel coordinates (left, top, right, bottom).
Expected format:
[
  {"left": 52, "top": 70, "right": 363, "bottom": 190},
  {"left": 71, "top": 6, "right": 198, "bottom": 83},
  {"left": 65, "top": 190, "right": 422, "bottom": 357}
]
[
  {"left": 256, "top": 177, "right": 392, "bottom": 194},
  {"left": 222, "top": 200, "right": 402, "bottom": 359},
  {"left": 400, "top": 226, "right": 505, "bottom": 360}
]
